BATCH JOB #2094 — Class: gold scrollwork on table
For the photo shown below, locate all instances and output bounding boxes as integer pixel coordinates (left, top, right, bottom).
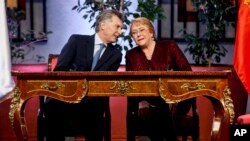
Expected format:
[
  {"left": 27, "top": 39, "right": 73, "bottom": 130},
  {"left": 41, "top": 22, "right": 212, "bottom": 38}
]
[
  {"left": 158, "top": 80, "right": 205, "bottom": 103},
  {"left": 110, "top": 80, "right": 135, "bottom": 95},
  {"left": 181, "top": 83, "right": 205, "bottom": 91},
  {"left": 78, "top": 79, "right": 88, "bottom": 102},
  {"left": 82, "top": 79, "right": 87, "bottom": 93},
  {"left": 40, "top": 82, "right": 65, "bottom": 91},
  {"left": 41, "top": 79, "right": 88, "bottom": 103},
  {"left": 223, "top": 86, "right": 235, "bottom": 124},
  {"left": 9, "top": 87, "right": 21, "bottom": 127},
  {"left": 158, "top": 78, "right": 181, "bottom": 103}
]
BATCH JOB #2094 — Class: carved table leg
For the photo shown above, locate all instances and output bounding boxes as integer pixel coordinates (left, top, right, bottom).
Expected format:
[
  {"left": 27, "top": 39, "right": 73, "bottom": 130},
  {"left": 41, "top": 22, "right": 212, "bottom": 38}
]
[{"left": 9, "top": 87, "right": 28, "bottom": 141}]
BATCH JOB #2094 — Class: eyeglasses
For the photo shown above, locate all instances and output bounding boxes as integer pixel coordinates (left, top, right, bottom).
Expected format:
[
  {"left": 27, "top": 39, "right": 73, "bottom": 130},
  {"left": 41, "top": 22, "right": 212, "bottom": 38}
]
[{"left": 131, "top": 28, "right": 147, "bottom": 36}]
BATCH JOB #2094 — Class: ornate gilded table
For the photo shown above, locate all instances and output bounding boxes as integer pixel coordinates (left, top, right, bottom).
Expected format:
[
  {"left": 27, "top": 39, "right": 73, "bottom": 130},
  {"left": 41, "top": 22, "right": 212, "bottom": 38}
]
[{"left": 10, "top": 71, "right": 234, "bottom": 141}]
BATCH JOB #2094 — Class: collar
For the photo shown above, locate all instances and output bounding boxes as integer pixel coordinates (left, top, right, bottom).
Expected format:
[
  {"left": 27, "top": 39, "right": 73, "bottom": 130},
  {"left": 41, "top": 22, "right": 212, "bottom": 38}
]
[{"left": 95, "top": 34, "right": 107, "bottom": 46}]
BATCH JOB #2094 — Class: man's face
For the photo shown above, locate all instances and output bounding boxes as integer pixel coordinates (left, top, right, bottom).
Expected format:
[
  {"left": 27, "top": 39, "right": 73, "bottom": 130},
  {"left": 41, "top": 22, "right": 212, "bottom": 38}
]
[{"left": 100, "top": 15, "right": 123, "bottom": 43}]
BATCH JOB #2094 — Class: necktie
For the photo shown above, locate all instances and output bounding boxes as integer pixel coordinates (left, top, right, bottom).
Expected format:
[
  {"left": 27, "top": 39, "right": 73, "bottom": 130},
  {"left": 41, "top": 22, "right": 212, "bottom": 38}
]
[{"left": 91, "top": 44, "right": 105, "bottom": 70}]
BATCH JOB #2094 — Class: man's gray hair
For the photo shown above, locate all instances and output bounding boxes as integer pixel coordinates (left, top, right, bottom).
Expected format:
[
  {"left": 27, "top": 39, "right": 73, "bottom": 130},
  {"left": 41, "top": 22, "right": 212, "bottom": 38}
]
[{"left": 95, "top": 10, "right": 123, "bottom": 32}]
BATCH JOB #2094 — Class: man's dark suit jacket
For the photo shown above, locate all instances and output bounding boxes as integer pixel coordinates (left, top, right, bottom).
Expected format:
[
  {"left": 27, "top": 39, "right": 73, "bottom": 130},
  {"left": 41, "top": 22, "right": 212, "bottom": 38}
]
[
  {"left": 43, "top": 34, "right": 122, "bottom": 138},
  {"left": 55, "top": 34, "right": 122, "bottom": 71}
]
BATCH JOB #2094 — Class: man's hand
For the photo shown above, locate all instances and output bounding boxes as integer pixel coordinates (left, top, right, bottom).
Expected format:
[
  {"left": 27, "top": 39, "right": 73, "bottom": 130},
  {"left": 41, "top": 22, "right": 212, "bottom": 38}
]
[{"left": 138, "top": 100, "right": 155, "bottom": 121}]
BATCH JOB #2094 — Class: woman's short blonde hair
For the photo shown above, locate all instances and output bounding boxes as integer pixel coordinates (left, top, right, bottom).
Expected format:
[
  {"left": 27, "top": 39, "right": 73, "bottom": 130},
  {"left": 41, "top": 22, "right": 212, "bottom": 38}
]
[{"left": 130, "top": 17, "right": 156, "bottom": 39}]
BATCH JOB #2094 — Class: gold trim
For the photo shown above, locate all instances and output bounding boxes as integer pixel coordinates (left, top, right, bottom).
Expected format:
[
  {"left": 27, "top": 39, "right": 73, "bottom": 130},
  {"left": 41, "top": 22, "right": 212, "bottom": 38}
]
[
  {"left": 158, "top": 78, "right": 180, "bottom": 103},
  {"left": 9, "top": 87, "right": 21, "bottom": 127},
  {"left": 181, "top": 83, "right": 205, "bottom": 91},
  {"left": 81, "top": 79, "right": 88, "bottom": 100},
  {"left": 110, "top": 80, "right": 135, "bottom": 95},
  {"left": 59, "top": 79, "right": 88, "bottom": 103},
  {"left": 223, "top": 86, "right": 235, "bottom": 124},
  {"left": 40, "top": 82, "right": 65, "bottom": 91}
]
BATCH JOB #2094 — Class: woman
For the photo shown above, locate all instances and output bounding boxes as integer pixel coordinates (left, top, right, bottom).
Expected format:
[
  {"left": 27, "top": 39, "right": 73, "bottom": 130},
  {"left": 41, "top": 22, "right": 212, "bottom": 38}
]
[{"left": 125, "top": 17, "right": 193, "bottom": 141}]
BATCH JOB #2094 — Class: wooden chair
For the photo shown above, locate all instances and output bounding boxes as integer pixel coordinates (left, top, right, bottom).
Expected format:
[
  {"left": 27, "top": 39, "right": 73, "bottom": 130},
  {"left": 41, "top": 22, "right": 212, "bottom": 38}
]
[
  {"left": 47, "top": 54, "right": 59, "bottom": 72},
  {"left": 126, "top": 98, "right": 199, "bottom": 141},
  {"left": 37, "top": 54, "right": 111, "bottom": 141}
]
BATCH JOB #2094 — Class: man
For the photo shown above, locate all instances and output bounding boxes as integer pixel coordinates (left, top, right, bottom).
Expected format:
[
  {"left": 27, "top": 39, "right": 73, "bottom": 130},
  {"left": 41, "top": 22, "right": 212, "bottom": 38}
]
[{"left": 43, "top": 10, "right": 123, "bottom": 141}]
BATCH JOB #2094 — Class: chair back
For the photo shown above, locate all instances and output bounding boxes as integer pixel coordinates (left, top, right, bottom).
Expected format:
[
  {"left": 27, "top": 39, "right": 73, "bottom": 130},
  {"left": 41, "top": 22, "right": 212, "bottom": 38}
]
[{"left": 48, "top": 54, "right": 59, "bottom": 71}]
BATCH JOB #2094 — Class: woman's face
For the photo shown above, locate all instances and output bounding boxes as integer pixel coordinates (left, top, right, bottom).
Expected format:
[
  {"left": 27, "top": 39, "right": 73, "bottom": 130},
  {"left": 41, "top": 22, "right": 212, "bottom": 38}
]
[{"left": 131, "top": 23, "right": 154, "bottom": 47}]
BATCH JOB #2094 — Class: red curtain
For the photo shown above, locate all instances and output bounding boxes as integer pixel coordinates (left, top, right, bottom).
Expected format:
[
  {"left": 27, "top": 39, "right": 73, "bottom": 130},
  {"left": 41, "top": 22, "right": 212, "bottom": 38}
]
[{"left": 234, "top": 0, "right": 250, "bottom": 94}]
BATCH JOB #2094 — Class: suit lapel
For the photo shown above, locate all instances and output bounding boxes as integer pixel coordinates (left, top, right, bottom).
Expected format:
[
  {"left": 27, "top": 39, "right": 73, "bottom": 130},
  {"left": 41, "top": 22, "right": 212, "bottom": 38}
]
[{"left": 85, "top": 36, "right": 95, "bottom": 70}]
